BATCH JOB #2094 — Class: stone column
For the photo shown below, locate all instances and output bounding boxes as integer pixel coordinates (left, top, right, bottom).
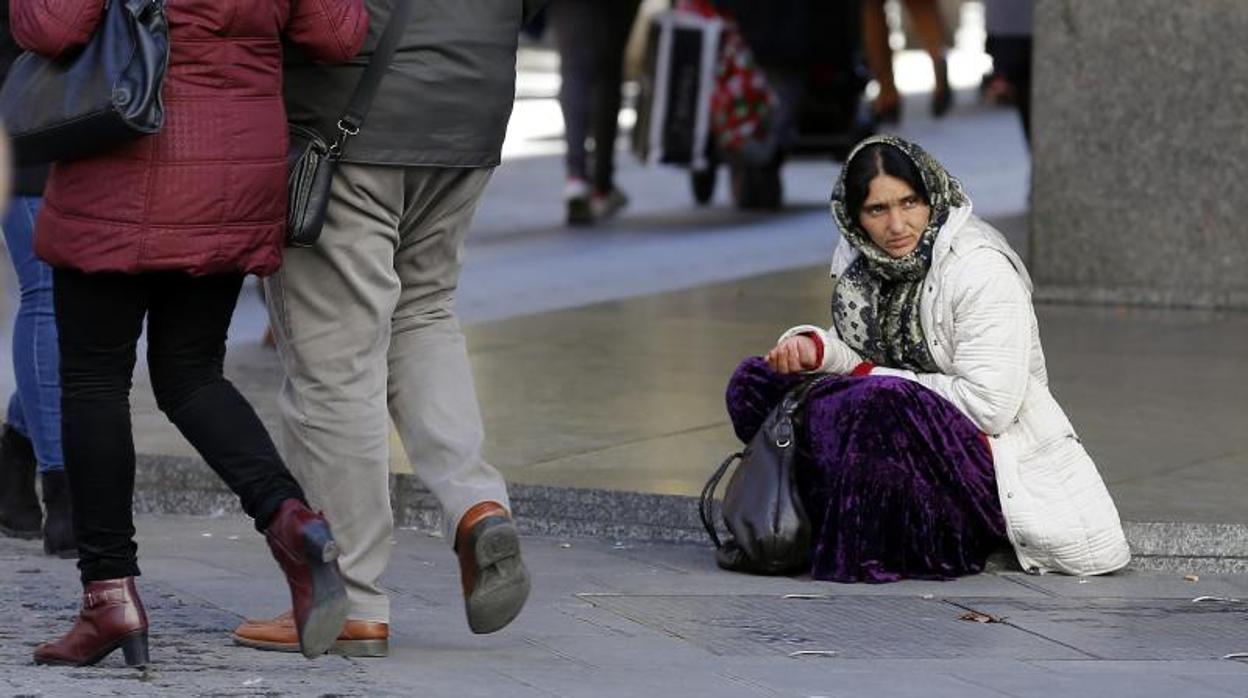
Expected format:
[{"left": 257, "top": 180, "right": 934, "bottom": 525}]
[{"left": 1029, "top": 0, "right": 1248, "bottom": 308}]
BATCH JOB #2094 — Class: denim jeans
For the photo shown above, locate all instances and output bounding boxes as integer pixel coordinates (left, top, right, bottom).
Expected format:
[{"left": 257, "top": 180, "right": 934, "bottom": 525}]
[{"left": 2, "top": 196, "right": 63, "bottom": 472}]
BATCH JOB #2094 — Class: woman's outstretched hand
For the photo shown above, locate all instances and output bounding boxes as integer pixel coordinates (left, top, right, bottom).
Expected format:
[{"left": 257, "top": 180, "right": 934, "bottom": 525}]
[{"left": 766, "top": 335, "right": 820, "bottom": 374}]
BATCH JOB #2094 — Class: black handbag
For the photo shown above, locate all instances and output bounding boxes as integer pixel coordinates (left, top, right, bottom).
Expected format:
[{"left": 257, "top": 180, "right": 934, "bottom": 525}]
[
  {"left": 700, "top": 375, "right": 826, "bottom": 575},
  {"left": 286, "top": 0, "right": 412, "bottom": 248},
  {"left": 0, "top": 0, "right": 169, "bottom": 166}
]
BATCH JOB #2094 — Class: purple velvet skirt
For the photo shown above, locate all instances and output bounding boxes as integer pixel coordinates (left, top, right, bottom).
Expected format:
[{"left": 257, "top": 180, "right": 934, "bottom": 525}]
[{"left": 725, "top": 357, "right": 1008, "bottom": 583}]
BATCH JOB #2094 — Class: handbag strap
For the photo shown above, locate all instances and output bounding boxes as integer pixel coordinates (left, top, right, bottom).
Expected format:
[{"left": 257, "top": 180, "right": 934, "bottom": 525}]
[
  {"left": 699, "top": 451, "right": 741, "bottom": 549},
  {"left": 330, "top": 0, "right": 414, "bottom": 157},
  {"left": 698, "top": 374, "right": 829, "bottom": 550}
]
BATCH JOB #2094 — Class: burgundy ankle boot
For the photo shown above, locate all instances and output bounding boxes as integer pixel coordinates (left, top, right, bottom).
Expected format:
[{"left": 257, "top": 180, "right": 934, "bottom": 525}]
[
  {"left": 264, "top": 498, "right": 348, "bottom": 658},
  {"left": 34, "top": 577, "right": 149, "bottom": 667}
]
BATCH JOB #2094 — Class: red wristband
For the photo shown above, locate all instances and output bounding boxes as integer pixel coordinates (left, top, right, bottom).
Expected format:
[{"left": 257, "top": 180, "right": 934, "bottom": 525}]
[
  {"left": 800, "top": 332, "right": 824, "bottom": 369},
  {"left": 850, "top": 361, "right": 875, "bottom": 377}
]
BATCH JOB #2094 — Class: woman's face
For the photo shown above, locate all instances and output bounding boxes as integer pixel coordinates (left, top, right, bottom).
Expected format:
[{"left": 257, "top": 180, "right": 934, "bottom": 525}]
[{"left": 857, "top": 173, "right": 931, "bottom": 258}]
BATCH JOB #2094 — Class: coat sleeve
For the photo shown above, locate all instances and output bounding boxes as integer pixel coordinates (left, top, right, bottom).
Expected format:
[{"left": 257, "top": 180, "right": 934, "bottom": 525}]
[
  {"left": 285, "top": 0, "right": 369, "bottom": 64},
  {"left": 10, "top": 0, "right": 105, "bottom": 60},
  {"left": 869, "top": 248, "right": 1032, "bottom": 435}
]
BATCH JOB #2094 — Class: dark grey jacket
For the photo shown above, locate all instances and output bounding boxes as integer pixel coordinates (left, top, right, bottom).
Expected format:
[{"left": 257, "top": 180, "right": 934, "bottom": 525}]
[{"left": 284, "top": 0, "right": 546, "bottom": 167}]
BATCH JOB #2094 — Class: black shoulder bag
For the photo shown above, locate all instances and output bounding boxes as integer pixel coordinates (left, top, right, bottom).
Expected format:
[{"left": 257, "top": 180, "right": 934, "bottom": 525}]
[
  {"left": 0, "top": 0, "right": 170, "bottom": 166},
  {"left": 286, "top": 0, "right": 412, "bottom": 248},
  {"left": 700, "top": 375, "right": 827, "bottom": 575}
]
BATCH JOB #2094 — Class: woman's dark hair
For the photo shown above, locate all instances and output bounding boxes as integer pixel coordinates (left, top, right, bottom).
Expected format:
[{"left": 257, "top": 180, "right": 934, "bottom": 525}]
[{"left": 842, "top": 143, "right": 929, "bottom": 221}]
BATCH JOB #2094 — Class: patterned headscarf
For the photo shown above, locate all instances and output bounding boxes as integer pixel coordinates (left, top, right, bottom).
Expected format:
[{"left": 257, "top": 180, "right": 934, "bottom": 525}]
[{"left": 829, "top": 135, "right": 968, "bottom": 371}]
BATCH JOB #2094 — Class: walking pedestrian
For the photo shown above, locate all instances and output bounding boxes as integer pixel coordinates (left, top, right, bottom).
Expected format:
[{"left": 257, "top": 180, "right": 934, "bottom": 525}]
[
  {"left": 13, "top": 0, "right": 368, "bottom": 667},
  {"left": 548, "top": 0, "right": 641, "bottom": 225},
  {"left": 726, "top": 136, "right": 1130, "bottom": 581},
  {"left": 0, "top": 4, "right": 72, "bottom": 558},
  {"left": 232, "top": 0, "right": 545, "bottom": 658}
]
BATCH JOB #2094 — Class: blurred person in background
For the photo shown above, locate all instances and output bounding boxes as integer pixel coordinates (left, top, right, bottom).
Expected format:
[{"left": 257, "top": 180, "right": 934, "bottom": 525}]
[
  {"left": 548, "top": 0, "right": 641, "bottom": 225},
  {"left": 14, "top": 0, "right": 367, "bottom": 667},
  {"left": 982, "top": 0, "right": 1032, "bottom": 143},
  {"left": 861, "top": 0, "right": 951, "bottom": 123},
  {"left": 0, "top": 3, "right": 72, "bottom": 558}
]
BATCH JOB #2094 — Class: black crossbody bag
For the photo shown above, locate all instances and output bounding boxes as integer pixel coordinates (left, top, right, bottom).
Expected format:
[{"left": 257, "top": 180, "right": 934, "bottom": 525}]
[{"left": 286, "top": 0, "right": 413, "bottom": 248}]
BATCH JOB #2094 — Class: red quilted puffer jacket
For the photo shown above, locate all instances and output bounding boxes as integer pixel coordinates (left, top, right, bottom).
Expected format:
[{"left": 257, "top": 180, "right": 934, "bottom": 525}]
[{"left": 11, "top": 0, "right": 368, "bottom": 276}]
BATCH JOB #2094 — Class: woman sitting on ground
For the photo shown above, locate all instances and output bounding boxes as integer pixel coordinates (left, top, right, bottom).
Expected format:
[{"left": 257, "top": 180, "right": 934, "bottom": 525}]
[{"left": 726, "top": 135, "right": 1130, "bottom": 582}]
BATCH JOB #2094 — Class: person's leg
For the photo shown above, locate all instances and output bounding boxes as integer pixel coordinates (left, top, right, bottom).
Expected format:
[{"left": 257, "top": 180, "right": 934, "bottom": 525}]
[
  {"left": 3, "top": 197, "right": 63, "bottom": 473},
  {"left": 145, "top": 271, "right": 349, "bottom": 657},
  {"left": 0, "top": 390, "right": 39, "bottom": 538},
  {"left": 900, "top": 0, "right": 951, "bottom": 115},
  {"left": 800, "top": 377, "right": 1005, "bottom": 582},
  {"left": 390, "top": 167, "right": 509, "bottom": 540},
  {"left": 2, "top": 195, "right": 73, "bottom": 554},
  {"left": 549, "top": 0, "right": 595, "bottom": 184},
  {"left": 144, "top": 273, "right": 304, "bottom": 529},
  {"left": 588, "top": 0, "right": 642, "bottom": 197},
  {"left": 263, "top": 162, "right": 404, "bottom": 626},
  {"left": 52, "top": 269, "right": 147, "bottom": 584},
  {"left": 390, "top": 166, "right": 528, "bottom": 634},
  {"left": 861, "top": 0, "right": 900, "bottom": 119}
]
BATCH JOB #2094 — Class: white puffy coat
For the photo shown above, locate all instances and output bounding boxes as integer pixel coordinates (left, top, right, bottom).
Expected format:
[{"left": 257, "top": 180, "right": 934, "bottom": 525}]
[{"left": 784, "top": 204, "right": 1131, "bottom": 575}]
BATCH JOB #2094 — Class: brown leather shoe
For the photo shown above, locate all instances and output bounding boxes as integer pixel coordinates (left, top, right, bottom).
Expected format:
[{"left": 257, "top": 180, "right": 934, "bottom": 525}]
[
  {"left": 232, "top": 611, "right": 389, "bottom": 657},
  {"left": 264, "top": 499, "right": 349, "bottom": 658},
  {"left": 34, "top": 577, "right": 149, "bottom": 667},
  {"left": 455, "top": 501, "right": 530, "bottom": 634}
]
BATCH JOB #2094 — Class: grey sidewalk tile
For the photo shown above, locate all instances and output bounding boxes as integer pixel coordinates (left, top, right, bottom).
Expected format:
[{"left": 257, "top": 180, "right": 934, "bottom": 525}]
[
  {"left": 992, "top": 568, "right": 1248, "bottom": 600},
  {"left": 954, "top": 669, "right": 1246, "bottom": 698},
  {"left": 1183, "top": 670, "right": 1248, "bottom": 696},
  {"left": 1026, "top": 659, "right": 1248, "bottom": 675},
  {"left": 495, "top": 666, "right": 768, "bottom": 698},
  {"left": 958, "top": 598, "right": 1248, "bottom": 661},
  {"left": 578, "top": 594, "right": 1085, "bottom": 660}
]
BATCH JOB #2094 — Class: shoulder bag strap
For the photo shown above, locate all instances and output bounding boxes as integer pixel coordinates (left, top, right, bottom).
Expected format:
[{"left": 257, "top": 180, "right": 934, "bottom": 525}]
[{"left": 330, "top": 0, "right": 414, "bottom": 156}]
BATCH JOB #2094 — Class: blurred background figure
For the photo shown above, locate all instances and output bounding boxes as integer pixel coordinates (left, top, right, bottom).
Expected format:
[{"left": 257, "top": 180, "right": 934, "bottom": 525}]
[
  {"left": 547, "top": 0, "right": 642, "bottom": 226},
  {"left": 0, "top": 3, "right": 72, "bottom": 558},
  {"left": 862, "top": 0, "right": 951, "bottom": 123},
  {"left": 982, "top": 0, "right": 1032, "bottom": 144}
]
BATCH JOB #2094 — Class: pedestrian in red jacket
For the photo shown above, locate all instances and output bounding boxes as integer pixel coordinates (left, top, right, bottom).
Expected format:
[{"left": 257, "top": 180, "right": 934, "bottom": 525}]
[{"left": 10, "top": 0, "right": 368, "bottom": 667}]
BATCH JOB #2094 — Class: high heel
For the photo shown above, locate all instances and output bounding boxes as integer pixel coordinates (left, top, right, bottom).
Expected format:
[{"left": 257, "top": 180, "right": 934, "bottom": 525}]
[
  {"left": 264, "top": 498, "right": 348, "bottom": 658},
  {"left": 119, "top": 632, "right": 150, "bottom": 667},
  {"left": 34, "top": 576, "right": 150, "bottom": 667}
]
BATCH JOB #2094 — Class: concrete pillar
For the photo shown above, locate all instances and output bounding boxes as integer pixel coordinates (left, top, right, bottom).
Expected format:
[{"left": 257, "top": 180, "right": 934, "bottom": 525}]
[{"left": 1029, "top": 0, "right": 1248, "bottom": 308}]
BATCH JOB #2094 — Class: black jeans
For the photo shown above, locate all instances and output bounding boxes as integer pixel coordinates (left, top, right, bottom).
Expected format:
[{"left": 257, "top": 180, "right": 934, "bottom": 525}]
[
  {"left": 53, "top": 269, "right": 305, "bottom": 583},
  {"left": 549, "top": 0, "right": 641, "bottom": 192}
]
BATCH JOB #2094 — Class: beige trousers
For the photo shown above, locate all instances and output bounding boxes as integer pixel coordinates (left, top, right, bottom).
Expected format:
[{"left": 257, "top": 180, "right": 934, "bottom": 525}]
[{"left": 264, "top": 163, "right": 510, "bottom": 623}]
